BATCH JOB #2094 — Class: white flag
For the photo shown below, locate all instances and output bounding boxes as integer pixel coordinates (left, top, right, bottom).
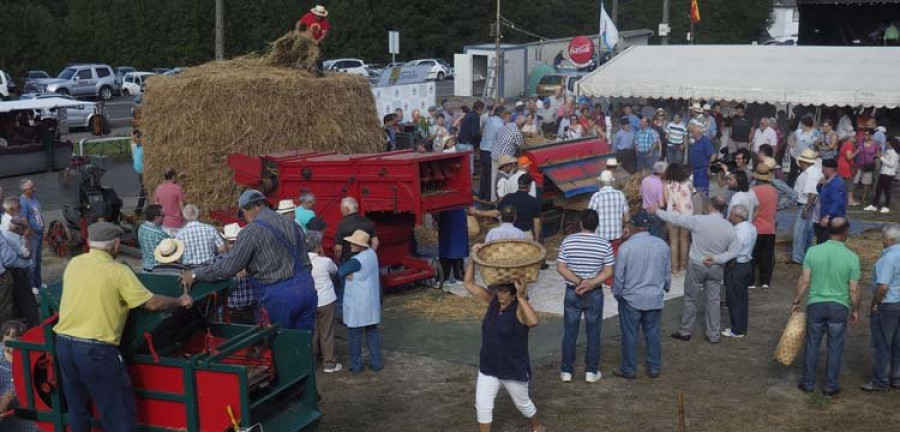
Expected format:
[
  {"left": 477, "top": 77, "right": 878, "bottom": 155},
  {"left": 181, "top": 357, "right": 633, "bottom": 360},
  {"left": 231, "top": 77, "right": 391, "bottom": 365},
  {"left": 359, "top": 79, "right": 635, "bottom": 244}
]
[{"left": 600, "top": 3, "right": 619, "bottom": 50}]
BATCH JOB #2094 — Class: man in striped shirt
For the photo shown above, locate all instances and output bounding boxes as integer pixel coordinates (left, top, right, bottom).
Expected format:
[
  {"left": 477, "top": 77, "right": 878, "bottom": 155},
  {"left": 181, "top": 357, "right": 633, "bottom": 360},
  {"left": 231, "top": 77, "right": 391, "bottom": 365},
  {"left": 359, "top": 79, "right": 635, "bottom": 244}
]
[
  {"left": 588, "top": 171, "right": 630, "bottom": 253},
  {"left": 613, "top": 211, "right": 671, "bottom": 379},
  {"left": 556, "top": 209, "right": 614, "bottom": 383},
  {"left": 665, "top": 114, "right": 687, "bottom": 164}
]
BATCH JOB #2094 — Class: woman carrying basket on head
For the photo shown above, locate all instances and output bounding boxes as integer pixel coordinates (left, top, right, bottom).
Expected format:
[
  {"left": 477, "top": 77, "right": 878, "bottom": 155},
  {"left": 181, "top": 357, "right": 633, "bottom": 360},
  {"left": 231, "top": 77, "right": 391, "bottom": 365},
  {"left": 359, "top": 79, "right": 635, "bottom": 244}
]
[{"left": 463, "top": 245, "right": 543, "bottom": 432}]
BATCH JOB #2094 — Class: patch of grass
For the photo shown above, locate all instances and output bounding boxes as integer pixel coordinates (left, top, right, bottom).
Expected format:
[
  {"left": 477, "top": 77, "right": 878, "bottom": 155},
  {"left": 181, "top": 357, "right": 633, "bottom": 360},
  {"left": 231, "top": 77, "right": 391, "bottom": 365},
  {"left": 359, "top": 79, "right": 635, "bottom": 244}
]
[{"left": 81, "top": 137, "right": 132, "bottom": 160}]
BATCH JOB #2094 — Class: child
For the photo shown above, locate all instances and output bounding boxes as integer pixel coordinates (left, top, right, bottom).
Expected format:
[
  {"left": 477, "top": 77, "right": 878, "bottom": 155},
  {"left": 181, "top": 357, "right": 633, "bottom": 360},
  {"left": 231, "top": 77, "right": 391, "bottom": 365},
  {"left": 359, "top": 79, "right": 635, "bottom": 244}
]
[
  {"left": 306, "top": 232, "right": 341, "bottom": 373},
  {"left": 0, "top": 320, "right": 36, "bottom": 432},
  {"left": 441, "top": 136, "right": 457, "bottom": 153}
]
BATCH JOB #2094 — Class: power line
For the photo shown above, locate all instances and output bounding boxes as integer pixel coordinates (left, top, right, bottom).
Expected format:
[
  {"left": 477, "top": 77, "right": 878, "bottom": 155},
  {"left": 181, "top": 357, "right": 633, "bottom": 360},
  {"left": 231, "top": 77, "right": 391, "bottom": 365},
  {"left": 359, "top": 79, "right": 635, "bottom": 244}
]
[{"left": 499, "top": 16, "right": 550, "bottom": 41}]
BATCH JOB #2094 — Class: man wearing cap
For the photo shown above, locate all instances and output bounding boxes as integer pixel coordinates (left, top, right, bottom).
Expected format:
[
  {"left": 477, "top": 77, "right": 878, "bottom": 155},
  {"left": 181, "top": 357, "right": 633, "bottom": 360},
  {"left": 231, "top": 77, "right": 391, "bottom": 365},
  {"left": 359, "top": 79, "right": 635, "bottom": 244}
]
[
  {"left": 688, "top": 103, "right": 707, "bottom": 139},
  {"left": 182, "top": 190, "right": 318, "bottom": 331},
  {"left": 137, "top": 204, "right": 170, "bottom": 272},
  {"left": 613, "top": 118, "right": 638, "bottom": 174},
  {"left": 651, "top": 197, "right": 740, "bottom": 343},
  {"left": 729, "top": 104, "right": 753, "bottom": 154},
  {"left": 176, "top": 204, "right": 225, "bottom": 267},
  {"left": 815, "top": 158, "right": 846, "bottom": 245},
  {"left": 721, "top": 204, "right": 757, "bottom": 339},
  {"left": 557, "top": 209, "right": 614, "bottom": 383},
  {"left": 612, "top": 210, "right": 670, "bottom": 379},
  {"left": 604, "top": 157, "right": 631, "bottom": 190},
  {"left": 484, "top": 205, "right": 526, "bottom": 242},
  {"left": 55, "top": 222, "right": 192, "bottom": 432},
  {"left": 338, "top": 230, "right": 383, "bottom": 373},
  {"left": 750, "top": 163, "right": 778, "bottom": 290},
  {"left": 588, "top": 171, "right": 629, "bottom": 252},
  {"left": 635, "top": 117, "right": 661, "bottom": 172},
  {"left": 791, "top": 149, "right": 823, "bottom": 264},
  {"left": 640, "top": 162, "right": 667, "bottom": 239}
]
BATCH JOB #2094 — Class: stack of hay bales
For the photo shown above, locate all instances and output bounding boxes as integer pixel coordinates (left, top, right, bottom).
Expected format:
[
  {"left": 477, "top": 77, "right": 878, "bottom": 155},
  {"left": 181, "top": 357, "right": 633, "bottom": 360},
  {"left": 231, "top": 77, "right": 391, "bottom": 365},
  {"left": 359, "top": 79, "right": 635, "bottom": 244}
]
[{"left": 142, "top": 33, "right": 384, "bottom": 214}]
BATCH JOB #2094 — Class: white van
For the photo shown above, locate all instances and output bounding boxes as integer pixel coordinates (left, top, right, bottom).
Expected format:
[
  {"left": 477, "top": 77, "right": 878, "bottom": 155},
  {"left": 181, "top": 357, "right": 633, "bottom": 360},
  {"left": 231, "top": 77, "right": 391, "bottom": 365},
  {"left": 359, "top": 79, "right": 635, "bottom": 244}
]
[{"left": 121, "top": 72, "right": 155, "bottom": 96}]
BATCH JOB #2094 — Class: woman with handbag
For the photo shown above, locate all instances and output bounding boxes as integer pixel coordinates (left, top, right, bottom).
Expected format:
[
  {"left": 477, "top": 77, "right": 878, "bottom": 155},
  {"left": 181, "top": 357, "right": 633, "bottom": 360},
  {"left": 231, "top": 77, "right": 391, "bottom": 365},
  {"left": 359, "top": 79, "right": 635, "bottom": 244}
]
[{"left": 855, "top": 128, "right": 881, "bottom": 205}]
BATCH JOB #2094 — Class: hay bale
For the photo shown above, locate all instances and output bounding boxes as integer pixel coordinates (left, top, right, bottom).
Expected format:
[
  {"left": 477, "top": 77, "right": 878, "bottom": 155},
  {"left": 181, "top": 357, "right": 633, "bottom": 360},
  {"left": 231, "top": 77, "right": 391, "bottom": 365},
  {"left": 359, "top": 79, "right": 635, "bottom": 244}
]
[
  {"left": 142, "top": 51, "right": 383, "bottom": 214},
  {"left": 622, "top": 170, "right": 649, "bottom": 216},
  {"left": 264, "top": 32, "right": 320, "bottom": 72}
]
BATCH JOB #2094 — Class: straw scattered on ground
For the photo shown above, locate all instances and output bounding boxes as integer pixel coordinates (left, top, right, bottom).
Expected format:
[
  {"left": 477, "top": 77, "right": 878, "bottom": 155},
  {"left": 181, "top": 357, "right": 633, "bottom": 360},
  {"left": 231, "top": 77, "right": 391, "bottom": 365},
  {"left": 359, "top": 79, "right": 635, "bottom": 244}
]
[
  {"left": 384, "top": 290, "right": 485, "bottom": 321},
  {"left": 142, "top": 32, "right": 383, "bottom": 214},
  {"left": 846, "top": 228, "right": 886, "bottom": 282}
]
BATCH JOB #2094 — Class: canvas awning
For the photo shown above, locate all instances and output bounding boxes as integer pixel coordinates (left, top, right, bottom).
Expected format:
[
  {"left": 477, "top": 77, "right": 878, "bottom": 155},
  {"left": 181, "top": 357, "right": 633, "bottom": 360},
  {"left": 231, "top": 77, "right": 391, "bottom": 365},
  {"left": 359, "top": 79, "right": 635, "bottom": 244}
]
[
  {"left": 576, "top": 45, "right": 900, "bottom": 108},
  {"left": 0, "top": 97, "right": 88, "bottom": 113}
]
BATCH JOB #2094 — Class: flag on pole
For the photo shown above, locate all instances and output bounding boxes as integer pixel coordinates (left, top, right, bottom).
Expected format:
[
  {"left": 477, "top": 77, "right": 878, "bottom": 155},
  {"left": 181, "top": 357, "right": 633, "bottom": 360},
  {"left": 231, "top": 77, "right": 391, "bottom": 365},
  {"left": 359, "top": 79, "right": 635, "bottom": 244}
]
[
  {"left": 690, "top": 0, "right": 701, "bottom": 24},
  {"left": 599, "top": 2, "right": 619, "bottom": 50}
]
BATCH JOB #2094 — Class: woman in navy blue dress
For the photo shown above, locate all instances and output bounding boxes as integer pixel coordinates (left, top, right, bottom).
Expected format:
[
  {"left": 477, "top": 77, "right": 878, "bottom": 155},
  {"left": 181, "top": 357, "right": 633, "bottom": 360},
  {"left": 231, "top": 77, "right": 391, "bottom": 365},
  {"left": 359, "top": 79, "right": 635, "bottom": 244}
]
[
  {"left": 463, "top": 244, "right": 543, "bottom": 432},
  {"left": 437, "top": 208, "right": 469, "bottom": 284}
]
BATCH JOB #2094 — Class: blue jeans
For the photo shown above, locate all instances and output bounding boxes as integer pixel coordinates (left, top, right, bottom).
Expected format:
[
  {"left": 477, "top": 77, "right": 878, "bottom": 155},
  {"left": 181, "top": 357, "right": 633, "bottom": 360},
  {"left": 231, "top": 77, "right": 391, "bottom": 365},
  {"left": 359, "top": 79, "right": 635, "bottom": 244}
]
[
  {"left": 870, "top": 302, "right": 900, "bottom": 387},
  {"left": 29, "top": 232, "right": 43, "bottom": 287},
  {"left": 618, "top": 300, "right": 662, "bottom": 376},
  {"left": 57, "top": 336, "right": 137, "bottom": 432},
  {"left": 257, "top": 271, "right": 318, "bottom": 331},
  {"left": 791, "top": 213, "right": 813, "bottom": 263},
  {"left": 561, "top": 287, "right": 604, "bottom": 374},
  {"left": 800, "top": 302, "right": 849, "bottom": 392},
  {"left": 348, "top": 324, "right": 383, "bottom": 373},
  {"left": 666, "top": 145, "right": 684, "bottom": 164},
  {"left": 637, "top": 151, "right": 656, "bottom": 172}
]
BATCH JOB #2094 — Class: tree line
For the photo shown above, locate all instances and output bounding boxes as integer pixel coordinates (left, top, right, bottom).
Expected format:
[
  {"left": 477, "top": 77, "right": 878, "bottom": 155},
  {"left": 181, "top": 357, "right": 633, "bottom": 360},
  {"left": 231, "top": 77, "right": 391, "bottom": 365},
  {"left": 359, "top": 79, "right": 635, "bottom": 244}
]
[{"left": 0, "top": 0, "right": 772, "bottom": 81}]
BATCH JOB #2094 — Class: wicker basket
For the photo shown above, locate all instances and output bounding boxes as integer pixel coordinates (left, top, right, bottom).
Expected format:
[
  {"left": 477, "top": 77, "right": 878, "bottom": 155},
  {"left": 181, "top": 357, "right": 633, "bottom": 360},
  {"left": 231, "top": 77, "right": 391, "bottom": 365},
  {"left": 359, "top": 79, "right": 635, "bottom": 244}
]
[
  {"left": 467, "top": 215, "right": 481, "bottom": 237},
  {"left": 774, "top": 312, "right": 807, "bottom": 366},
  {"left": 472, "top": 240, "right": 546, "bottom": 285}
]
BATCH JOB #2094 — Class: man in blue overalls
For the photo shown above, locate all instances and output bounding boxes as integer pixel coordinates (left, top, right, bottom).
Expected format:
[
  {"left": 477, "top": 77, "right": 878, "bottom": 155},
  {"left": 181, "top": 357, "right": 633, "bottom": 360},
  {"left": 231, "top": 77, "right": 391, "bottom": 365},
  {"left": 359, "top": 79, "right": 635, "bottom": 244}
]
[{"left": 182, "top": 190, "right": 317, "bottom": 331}]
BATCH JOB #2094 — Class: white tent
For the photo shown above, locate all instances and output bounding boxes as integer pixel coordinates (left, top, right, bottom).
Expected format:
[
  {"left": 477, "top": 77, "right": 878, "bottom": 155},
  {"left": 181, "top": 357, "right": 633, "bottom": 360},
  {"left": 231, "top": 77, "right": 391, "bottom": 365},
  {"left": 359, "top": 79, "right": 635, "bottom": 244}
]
[
  {"left": 577, "top": 45, "right": 900, "bottom": 108},
  {"left": 0, "top": 97, "right": 88, "bottom": 113}
]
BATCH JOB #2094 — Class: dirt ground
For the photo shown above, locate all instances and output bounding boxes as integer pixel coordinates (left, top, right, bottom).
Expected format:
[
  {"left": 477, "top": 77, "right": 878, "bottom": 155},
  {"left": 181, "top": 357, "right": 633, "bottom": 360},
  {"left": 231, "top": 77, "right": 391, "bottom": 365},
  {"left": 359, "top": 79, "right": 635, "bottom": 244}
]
[{"left": 311, "top": 231, "right": 900, "bottom": 432}]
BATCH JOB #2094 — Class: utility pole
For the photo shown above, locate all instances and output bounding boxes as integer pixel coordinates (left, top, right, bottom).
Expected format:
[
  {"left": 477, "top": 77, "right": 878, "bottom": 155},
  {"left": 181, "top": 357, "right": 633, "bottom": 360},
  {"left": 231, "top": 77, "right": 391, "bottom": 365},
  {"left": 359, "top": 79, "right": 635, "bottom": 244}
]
[
  {"left": 661, "top": 0, "right": 671, "bottom": 45},
  {"left": 494, "top": 0, "right": 501, "bottom": 103},
  {"left": 215, "top": 0, "right": 224, "bottom": 60},
  {"left": 611, "top": 0, "right": 619, "bottom": 26}
]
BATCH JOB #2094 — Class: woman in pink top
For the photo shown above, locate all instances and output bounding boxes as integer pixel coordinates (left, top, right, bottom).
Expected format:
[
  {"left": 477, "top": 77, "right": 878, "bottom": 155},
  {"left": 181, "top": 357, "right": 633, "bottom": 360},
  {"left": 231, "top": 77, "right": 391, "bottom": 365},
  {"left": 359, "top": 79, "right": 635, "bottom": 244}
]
[
  {"left": 153, "top": 168, "right": 185, "bottom": 235},
  {"left": 661, "top": 163, "right": 694, "bottom": 274},
  {"left": 750, "top": 163, "right": 778, "bottom": 289}
]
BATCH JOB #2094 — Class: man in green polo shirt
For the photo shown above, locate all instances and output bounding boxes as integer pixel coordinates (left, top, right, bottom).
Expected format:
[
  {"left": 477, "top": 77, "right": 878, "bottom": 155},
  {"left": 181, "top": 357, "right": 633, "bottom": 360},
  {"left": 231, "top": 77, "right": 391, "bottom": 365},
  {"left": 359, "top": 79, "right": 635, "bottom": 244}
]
[{"left": 792, "top": 217, "right": 860, "bottom": 397}]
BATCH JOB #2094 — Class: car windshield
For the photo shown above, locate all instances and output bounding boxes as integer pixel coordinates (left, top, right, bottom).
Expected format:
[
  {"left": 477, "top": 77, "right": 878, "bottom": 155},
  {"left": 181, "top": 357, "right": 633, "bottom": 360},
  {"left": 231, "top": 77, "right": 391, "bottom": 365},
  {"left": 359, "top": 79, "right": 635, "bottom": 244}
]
[
  {"left": 58, "top": 68, "right": 77, "bottom": 80},
  {"left": 540, "top": 75, "right": 563, "bottom": 85},
  {"left": 436, "top": 59, "right": 451, "bottom": 67}
]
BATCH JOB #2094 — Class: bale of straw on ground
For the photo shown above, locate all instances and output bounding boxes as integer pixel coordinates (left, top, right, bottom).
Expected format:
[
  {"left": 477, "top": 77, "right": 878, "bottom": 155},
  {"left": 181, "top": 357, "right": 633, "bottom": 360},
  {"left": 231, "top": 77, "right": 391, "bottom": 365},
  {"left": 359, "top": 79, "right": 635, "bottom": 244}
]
[{"left": 141, "top": 33, "right": 382, "bottom": 214}]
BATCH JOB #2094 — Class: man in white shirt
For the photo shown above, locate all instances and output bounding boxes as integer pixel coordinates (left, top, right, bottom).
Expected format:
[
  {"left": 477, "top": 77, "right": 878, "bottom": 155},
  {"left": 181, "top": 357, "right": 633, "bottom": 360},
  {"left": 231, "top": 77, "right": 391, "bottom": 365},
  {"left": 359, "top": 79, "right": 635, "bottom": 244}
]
[
  {"left": 791, "top": 149, "right": 823, "bottom": 264},
  {"left": 751, "top": 118, "right": 778, "bottom": 154},
  {"left": 722, "top": 205, "right": 757, "bottom": 339},
  {"left": 484, "top": 205, "right": 527, "bottom": 242}
]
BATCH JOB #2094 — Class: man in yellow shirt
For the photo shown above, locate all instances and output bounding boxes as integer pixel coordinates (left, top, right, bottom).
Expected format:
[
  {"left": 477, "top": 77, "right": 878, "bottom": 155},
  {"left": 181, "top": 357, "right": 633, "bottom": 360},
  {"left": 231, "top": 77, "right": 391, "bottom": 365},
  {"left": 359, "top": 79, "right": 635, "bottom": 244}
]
[{"left": 54, "top": 222, "right": 192, "bottom": 432}]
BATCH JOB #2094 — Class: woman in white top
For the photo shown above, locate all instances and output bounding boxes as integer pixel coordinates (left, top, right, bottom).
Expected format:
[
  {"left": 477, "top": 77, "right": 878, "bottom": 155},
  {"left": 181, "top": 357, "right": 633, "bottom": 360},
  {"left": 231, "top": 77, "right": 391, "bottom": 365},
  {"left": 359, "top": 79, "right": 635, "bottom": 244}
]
[
  {"left": 430, "top": 113, "right": 450, "bottom": 152},
  {"left": 521, "top": 113, "right": 539, "bottom": 138},
  {"left": 306, "top": 231, "right": 342, "bottom": 373},
  {"left": 563, "top": 114, "right": 583, "bottom": 140},
  {"left": 661, "top": 163, "right": 694, "bottom": 274},
  {"left": 867, "top": 138, "right": 899, "bottom": 213}
]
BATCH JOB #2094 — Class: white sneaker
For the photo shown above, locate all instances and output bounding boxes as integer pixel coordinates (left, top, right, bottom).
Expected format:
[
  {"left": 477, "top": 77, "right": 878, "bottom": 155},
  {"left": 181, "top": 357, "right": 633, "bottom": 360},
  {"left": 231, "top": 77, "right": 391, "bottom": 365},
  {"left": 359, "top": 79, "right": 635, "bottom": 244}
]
[
  {"left": 864, "top": 205, "right": 877, "bottom": 211},
  {"left": 585, "top": 372, "right": 602, "bottom": 383},
  {"left": 762, "top": 284, "right": 770, "bottom": 290},
  {"left": 324, "top": 363, "right": 343, "bottom": 373},
  {"left": 560, "top": 372, "right": 573, "bottom": 383},
  {"left": 880, "top": 207, "right": 890, "bottom": 214},
  {"left": 32, "top": 287, "right": 39, "bottom": 295},
  {"left": 721, "top": 329, "right": 745, "bottom": 338},
  {"left": 748, "top": 285, "right": 756, "bottom": 290}
]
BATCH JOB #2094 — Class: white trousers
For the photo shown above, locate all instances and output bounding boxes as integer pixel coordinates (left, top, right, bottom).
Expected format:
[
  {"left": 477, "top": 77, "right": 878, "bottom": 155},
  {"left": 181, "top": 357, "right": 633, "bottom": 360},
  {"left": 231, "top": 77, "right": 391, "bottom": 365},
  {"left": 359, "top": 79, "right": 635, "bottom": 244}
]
[{"left": 475, "top": 372, "right": 537, "bottom": 424}]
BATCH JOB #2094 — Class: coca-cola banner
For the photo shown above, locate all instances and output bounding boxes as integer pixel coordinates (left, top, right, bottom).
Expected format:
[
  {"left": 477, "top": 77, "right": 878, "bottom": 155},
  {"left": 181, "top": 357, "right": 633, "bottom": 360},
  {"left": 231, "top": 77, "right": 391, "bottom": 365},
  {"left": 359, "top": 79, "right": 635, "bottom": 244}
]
[{"left": 568, "top": 36, "right": 595, "bottom": 68}]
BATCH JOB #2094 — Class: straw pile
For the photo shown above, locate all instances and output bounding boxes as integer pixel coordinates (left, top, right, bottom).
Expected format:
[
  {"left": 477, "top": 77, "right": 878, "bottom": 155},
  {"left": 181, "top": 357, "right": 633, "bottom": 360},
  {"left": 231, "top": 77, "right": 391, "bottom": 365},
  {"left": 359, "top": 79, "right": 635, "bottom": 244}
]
[
  {"left": 141, "top": 32, "right": 383, "bottom": 213},
  {"left": 622, "top": 170, "right": 650, "bottom": 216}
]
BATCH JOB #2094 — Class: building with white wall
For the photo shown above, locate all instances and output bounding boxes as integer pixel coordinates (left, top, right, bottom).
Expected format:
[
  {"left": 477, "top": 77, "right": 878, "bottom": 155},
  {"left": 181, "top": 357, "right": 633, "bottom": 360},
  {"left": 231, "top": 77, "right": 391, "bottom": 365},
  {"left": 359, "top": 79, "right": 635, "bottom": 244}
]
[{"left": 769, "top": 0, "right": 800, "bottom": 41}]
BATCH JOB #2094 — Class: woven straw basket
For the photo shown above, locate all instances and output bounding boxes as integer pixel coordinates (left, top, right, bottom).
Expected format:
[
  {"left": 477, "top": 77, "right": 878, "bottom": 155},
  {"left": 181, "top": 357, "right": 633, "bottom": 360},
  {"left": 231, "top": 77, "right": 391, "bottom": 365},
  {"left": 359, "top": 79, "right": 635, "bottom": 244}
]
[
  {"left": 774, "top": 312, "right": 807, "bottom": 366},
  {"left": 467, "top": 215, "right": 481, "bottom": 237},
  {"left": 472, "top": 240, "right": 546, "bottom": 285}
]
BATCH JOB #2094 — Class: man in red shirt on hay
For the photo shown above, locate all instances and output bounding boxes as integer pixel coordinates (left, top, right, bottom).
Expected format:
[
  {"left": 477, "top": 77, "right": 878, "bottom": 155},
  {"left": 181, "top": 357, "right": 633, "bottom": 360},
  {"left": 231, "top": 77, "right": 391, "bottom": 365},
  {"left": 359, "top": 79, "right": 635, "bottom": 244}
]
[{"left": 295, "top": 5, "right": 330, "bottom": 76}]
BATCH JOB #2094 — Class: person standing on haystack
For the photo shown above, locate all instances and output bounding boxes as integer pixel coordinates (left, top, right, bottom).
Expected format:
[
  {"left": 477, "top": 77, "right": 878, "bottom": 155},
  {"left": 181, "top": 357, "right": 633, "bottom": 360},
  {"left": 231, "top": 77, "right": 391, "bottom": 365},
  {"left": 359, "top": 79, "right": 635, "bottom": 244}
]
[{"left": 295, "top": 5, "right": 330, "bottom": 75}]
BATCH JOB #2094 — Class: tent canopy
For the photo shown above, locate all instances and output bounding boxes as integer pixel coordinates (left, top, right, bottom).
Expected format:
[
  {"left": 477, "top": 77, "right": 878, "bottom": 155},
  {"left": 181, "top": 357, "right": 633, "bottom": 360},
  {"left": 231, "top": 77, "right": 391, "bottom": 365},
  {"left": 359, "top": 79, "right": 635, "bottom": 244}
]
[
  {"left": 0, "top": 97, "right": 89, "bottom": 114},
  {"left": 577, "top": 45, "right": 900, "bottom": 108}
]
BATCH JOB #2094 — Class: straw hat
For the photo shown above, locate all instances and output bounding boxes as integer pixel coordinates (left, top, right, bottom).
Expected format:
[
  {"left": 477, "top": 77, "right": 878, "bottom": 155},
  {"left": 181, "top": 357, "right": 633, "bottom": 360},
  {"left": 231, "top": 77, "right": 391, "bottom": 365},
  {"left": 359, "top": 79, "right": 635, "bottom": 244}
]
[
  {"left": 689, "top": 103, "right": 703, "bottom": 113},
  {"left": 154, "top": 238, "right": 185, "bottom": 264},
  {"left": 702, "top": 103, "right": 712, "bottom": 111},
  {"left": 223, "top": 223, "right": 241, "bottom": 241},
  {"left": 310, "top": 5, "right": 328, "bottom": 17},
  {"left": 599, "top": 170, "right": 615, "bottom": 183},
  {"left": 344, "top": 230, "right": 371, "bottom": 248},
  {"left": 276, "top": 199, "right": 296, "bottom": 215},
  {"left": 497, "top": 154, "right": 518, "bottom": 168},
  {"left": 754, "top": 164, "right": 773, "bottom": 181},
  {"left": 797, "top": 148, "right": 820, "bottom": 164},
  {"left": 606, "top": 157, "right": 619, "bottom": 167},
  {"left": 762, "top": 156, "right": 777, "bottom": 170}
]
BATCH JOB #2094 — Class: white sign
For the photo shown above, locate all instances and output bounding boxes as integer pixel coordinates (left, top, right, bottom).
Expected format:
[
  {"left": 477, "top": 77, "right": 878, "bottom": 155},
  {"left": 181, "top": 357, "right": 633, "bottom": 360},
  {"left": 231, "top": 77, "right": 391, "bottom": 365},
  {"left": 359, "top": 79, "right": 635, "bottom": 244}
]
[
  {"left": 389, "top": 31, "right": 400, "bottom": 55},
  {"left": 376, "top": 65, "right": 431, "bottom": 87},
  {"left": 658, "top": 23, "right": 671, "bottom": 37}
]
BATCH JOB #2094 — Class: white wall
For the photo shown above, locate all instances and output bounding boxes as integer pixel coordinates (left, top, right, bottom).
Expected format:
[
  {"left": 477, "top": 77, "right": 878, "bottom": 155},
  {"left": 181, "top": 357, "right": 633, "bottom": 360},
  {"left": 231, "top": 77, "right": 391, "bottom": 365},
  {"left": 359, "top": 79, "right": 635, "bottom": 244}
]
[{"left": 769, "top": 6, "right": 799, "bottom": 39}]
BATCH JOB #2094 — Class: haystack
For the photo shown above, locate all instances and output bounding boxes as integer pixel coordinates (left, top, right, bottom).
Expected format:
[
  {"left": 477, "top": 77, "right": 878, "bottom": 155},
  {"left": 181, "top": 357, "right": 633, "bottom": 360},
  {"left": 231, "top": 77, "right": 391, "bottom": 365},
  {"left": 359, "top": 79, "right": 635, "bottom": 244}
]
[{"left": 142, "top": 32, "right": 383, "bottom": 214}]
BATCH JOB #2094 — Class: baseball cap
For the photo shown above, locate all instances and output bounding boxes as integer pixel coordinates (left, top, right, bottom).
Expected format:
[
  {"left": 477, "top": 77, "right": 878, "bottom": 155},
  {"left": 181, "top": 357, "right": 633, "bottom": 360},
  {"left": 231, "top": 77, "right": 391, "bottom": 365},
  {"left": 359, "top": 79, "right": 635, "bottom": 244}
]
[
  {"left": 630, "top": 210, "right": 652, "bottom": 228},
  {"left": 518, "top": 173, "right": 533, "bottom": 187},
  {"left": 238, "top": 189, "right": 267, "bottom": 208},
  {"left": 822, "top": 158, "right": 838, "bottom": 169}
]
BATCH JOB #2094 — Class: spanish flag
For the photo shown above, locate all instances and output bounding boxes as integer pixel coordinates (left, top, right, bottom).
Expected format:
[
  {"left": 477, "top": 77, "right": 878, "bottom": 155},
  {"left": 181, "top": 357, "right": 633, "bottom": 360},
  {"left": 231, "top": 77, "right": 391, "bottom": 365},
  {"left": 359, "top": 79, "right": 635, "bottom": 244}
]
[{"left": 690, "top": 0, "right": 701, "bottom": 24}]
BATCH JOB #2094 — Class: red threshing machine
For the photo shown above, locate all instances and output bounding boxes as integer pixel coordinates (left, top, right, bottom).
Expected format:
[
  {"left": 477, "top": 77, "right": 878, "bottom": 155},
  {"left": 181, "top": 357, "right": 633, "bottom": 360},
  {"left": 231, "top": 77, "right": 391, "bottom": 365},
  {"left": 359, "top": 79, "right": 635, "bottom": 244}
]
[
  {"left": 213, "top": 149, "right": 473, "bottom": 289},
  {"left": 7, "top": 275, "right": 320, "bottom": 431}
]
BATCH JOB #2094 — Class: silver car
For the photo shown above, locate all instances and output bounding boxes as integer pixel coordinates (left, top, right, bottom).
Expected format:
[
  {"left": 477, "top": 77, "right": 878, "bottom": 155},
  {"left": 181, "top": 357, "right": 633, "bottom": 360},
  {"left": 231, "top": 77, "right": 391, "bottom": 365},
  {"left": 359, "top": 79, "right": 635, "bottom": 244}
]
[
  {"left": 21, "top": 93, "right": 107, "bottom": 131},
  {"left": 26, "top": 64, "right": 117, "bottom": 101}
]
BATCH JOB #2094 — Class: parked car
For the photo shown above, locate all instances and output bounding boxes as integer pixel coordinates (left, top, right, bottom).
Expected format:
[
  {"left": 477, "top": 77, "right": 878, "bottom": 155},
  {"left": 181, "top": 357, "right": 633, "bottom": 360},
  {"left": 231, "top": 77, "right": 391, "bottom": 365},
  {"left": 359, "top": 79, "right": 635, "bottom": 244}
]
[
  {"left": 113, "top": 66, "right": 136, "bottom": 94},
  {"left": 0, "top": 70, "right": 14, "bottom": 99},
  {"left": 26, "top": 64, "right": 117, "bottom": 101},
  {"left": 405, "top": 58, "right": 454, "bottom": 81},
  {"left": 121, "top": 72, "right": 155, "bottom": 95},
  {"left": 325, "top": 58, "right": 368, "bottom": 76},
  {"left": 22, "top": 70, "right": 51, "bottom": 89},
  {"left": 535, "top": 73, "right": 583, "bottom": 99},
  {"left": 161, "top": 67, "right": 183, "bottom": 76},
  {"left": 20, "top": 93, "right": 106, "bottom": 131}
]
